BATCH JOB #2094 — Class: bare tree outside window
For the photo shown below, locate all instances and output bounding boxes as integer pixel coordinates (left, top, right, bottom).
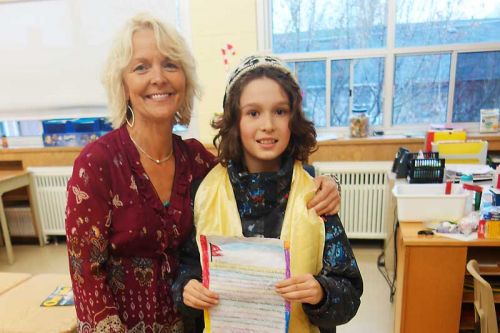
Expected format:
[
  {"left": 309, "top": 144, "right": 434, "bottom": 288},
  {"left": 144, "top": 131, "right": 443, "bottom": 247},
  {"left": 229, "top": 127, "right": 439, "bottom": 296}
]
[
  {"left": 272, "top": 0, "right": 386, "bottom": 128},
  {"left": 393, "top": 54, "right": 451, "bottom": 125},
  {"left": 394, "top": 0, "right": 500, "bottom": 124},
  {"left": 453, "top": 51, "right": 500, "bottom": 122},
  {"left": 270, "top": 0, "right": 500, "bottom": 129},
  {"left": 396, "top": 0, "right": 500, "bottom": 47}
]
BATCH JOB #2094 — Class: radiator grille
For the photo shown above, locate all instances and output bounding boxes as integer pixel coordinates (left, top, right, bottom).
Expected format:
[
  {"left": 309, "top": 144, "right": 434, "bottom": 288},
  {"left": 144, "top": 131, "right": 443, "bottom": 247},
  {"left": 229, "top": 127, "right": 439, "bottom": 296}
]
[
  {"left": 28, "top": 167, "right": 72, "bottom": 239},
  {"left": 5, "top": 206, "right": 35, "bottom": 237},
  {"left": 313, "top": 162, "right": 392, "bottom": 239},
  {"left": 27, "top": 163, "right": 391, "bottom": 240}
]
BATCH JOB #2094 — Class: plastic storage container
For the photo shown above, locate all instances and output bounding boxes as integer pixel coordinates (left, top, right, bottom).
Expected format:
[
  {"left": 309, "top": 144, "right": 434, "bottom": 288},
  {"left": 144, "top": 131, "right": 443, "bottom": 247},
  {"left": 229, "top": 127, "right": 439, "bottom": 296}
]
[
  {"left": 72, "top": 118, "right": 100, "bottom": 133},
  {"left": 393, "top": 183, "right": 467, "bottom": 222},
  {"left": 349, "top": 108, "right": 369, "bottom": 138},
  {"left": 407, "top": 152, "right": 445, "bottom": 184},
  {"left": 42, "top": 117, "right": 111, "bottom": 147}
]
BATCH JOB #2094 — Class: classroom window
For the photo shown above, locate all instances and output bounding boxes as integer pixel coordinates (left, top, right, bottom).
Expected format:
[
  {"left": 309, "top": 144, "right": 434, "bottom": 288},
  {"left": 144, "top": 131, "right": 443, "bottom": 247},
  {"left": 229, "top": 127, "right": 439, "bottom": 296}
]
[
  {"left": 271, "top": 0, "right": 387, "bottom": 53},
  {"left": 287, "top": 61, "right": 327, "bottom": 126},
  {"left": 330, "top": 57, "right": 385, "bottom": 127},
  {"left": 263, "top": 0, "right": 500, "bottom": 133},
  {"left": 453, "top": 51, "right": 500, "bottom": 123},
  {"left": 393, "top": 54, "right": 451, "bottom": 125},
  {"left": 396, "top": 0, "right": 500, "bottom": 47}
]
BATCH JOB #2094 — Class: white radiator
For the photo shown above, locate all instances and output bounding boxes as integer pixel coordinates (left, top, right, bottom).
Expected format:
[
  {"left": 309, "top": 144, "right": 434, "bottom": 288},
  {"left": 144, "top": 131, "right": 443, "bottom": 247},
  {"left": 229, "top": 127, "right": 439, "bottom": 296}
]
[
  {"left": 28, "top": 167, "right": 73, "bottom": 240},
  {"left": 313, "top": 161, "right": 393, "bottom": 239},
  {"left": 26, "top": 162, "right": 392, "bottom": 240},
  {"left": 5, "top": 206, "right": 35, "bottom": 237}
]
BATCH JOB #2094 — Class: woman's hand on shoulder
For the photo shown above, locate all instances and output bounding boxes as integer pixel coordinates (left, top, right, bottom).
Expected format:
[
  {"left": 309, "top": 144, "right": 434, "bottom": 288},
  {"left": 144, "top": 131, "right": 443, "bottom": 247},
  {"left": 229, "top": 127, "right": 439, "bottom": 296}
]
[
  {"left": 183, "top": 279, "right": 219, "bottom": 310},
  {"left": 307, "top": 175, "right": 340, "bottom": 216},
  {"left": 275, "top": 274, "right": 324, "bottom": 305}
]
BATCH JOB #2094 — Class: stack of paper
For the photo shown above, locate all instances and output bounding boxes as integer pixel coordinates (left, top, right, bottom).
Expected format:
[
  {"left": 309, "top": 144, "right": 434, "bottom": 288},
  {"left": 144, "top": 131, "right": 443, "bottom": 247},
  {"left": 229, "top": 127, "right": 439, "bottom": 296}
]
[{"left": 445, "top": 164, "right": 494, "bottom": 183}]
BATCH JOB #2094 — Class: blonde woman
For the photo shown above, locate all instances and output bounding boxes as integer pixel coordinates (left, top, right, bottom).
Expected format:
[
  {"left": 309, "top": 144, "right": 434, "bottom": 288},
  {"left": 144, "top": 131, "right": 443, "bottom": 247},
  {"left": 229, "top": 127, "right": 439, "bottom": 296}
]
[{"left": 65, "top": 13, "right": 340, "bottom": 332}]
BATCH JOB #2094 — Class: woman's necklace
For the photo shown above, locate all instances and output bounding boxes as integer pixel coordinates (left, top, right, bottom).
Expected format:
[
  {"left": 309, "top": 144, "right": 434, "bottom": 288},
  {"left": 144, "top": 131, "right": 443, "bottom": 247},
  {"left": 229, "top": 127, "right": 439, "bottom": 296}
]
[{"left": 129, "top": 136, "right": 173, "bottom": 164}]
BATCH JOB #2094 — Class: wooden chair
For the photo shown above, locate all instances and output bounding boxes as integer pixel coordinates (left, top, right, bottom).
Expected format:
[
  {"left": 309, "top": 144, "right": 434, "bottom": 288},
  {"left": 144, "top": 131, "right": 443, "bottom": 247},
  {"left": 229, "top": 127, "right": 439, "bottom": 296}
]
[{"left": 466, "top": 259, "right": 499, "bottom": 333}]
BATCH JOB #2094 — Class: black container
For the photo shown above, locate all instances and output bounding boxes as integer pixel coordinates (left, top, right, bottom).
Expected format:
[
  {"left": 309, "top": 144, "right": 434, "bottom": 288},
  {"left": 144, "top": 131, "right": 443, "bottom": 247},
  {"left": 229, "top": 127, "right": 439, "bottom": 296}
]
[{"left": 407, "top": 152, "right": 445, "bottom": 184}]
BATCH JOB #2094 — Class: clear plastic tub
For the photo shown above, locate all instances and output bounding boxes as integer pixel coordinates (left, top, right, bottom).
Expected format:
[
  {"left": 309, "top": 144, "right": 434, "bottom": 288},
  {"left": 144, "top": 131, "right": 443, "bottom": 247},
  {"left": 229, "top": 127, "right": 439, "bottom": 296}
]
[{"left": 392, "top": 183, "right": 467, "bottom": 222}]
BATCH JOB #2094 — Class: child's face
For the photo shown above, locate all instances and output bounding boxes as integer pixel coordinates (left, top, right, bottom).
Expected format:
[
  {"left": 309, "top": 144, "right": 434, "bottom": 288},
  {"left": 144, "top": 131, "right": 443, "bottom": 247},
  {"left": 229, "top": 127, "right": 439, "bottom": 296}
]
[{"left": 238, "top": 77, "right": 291, "bottom": 173}]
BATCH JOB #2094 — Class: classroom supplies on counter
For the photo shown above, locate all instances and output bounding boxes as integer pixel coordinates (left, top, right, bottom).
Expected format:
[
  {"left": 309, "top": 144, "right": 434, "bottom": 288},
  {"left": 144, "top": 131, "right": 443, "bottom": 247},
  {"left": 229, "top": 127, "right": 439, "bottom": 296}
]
[
  {"left": 425, "top": 128, "right": 466, "bottom": 152},
  {"left": 445, "top": 164, "right": 494, "bottom": 183},
  {"left": 478, "top": 205, "right": 500, "bottom": 239},
  {"left": 407, "top": 152, "right": 445, "bottom": 184},
  {"left": 479, "top": 108, "right": 499, "bottom": 133}
]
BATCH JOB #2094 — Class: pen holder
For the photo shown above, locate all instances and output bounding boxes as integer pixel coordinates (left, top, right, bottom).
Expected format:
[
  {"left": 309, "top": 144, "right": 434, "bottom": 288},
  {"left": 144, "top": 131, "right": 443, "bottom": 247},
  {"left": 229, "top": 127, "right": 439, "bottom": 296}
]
[{"left": 407, "top": 153, "right": 445, "bottom": 184}]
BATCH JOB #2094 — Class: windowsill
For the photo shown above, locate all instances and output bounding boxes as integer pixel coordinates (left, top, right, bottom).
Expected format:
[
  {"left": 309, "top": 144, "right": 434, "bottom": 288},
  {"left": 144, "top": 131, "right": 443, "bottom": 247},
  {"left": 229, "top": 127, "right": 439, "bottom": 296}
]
[
  {"left": 3, "top": 132, "right": 500, "bottom": 167},
  {"left": 3, "top": 132, "right": 500, "bottom": 151},
  {"left": 316, "top": 131, "right": 500, "bottom": 144}
]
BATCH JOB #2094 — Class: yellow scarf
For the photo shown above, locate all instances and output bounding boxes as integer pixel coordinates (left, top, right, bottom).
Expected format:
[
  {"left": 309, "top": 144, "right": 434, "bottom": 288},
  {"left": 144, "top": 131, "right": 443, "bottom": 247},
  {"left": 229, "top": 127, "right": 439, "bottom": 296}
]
[{"left": 194, "top": 161, "right": 324, "bottom": 333}]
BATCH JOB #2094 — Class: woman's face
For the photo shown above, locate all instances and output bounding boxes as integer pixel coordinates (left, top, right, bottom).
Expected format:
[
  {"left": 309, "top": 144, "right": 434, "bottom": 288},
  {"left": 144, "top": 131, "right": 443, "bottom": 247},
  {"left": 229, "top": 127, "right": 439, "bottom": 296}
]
[
  {"left": 123, "top": 28, "right": 186, "bottom": 126},
  {"left": 238, "top": 77, "right": 291, "bottom": 173}
]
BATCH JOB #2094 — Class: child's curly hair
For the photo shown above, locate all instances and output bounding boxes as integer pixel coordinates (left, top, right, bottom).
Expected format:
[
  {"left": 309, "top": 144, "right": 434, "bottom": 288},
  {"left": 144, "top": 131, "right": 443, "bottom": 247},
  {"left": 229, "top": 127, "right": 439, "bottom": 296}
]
[{"left": 213, "top": 58, "right": 317, "bottom": 167}]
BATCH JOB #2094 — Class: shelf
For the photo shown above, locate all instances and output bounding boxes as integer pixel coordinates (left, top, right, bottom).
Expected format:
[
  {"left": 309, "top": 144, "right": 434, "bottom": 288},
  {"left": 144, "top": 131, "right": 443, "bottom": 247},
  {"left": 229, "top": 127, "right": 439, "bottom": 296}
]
[
  {"left": 464, "top": 263, "right": 500, "bottom": 276},
  {"left": 459, "top": 303, "right": 475, "bottom": 331},
  {"left": 462, "top": 291, "right": 500, "bottom": 303}
]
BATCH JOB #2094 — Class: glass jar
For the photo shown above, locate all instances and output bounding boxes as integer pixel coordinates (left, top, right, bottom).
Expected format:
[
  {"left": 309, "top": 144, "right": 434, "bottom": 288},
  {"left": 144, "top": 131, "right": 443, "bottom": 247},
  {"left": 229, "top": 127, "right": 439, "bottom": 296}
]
[
  {"left": 1, "top": 135, "right": 8, "bottom": 148},
  {"left": 350, "top": 108, "right": 369, "bottom": 138}
]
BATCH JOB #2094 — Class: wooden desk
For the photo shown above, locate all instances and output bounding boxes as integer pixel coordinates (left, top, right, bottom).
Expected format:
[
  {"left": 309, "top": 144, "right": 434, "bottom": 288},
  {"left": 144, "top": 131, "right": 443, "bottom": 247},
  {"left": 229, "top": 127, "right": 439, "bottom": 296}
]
[
  {"left": 0, "top": 170, "right": 43, "bottom": 264},
  {"left": 394, "top": 222, "right": 500, "bottom": 333}
]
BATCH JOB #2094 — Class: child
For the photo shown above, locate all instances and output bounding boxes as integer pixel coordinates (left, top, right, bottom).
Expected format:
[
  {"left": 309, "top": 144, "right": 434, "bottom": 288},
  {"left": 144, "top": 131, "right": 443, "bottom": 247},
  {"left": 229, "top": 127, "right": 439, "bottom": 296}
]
[{"left": 173, "top": 55, "right": 362, "bottom": 332}]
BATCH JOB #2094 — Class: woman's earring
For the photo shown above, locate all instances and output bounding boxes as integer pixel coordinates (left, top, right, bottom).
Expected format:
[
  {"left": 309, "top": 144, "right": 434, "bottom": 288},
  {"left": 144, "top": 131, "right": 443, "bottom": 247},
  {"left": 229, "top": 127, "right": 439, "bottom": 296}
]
[
  {"left": 174, "top": 111, "right": 182, "bottom": 124},
  {"left": 126, "top": 104, "right": 135, "bottom": 128}
]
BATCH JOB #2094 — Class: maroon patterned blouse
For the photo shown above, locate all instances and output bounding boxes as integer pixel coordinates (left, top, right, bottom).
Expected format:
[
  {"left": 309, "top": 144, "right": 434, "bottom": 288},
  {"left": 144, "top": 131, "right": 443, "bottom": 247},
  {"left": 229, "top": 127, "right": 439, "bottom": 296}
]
[{"left": 65, "top": 126, "right": 216, "bottom": 332}]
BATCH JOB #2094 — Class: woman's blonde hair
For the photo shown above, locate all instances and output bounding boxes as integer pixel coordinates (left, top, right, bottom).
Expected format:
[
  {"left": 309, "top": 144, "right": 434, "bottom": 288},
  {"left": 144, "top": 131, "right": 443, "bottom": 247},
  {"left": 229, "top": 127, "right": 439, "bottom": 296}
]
[{"left": 102, "top": 13, "right": 200, "bottom": 129}]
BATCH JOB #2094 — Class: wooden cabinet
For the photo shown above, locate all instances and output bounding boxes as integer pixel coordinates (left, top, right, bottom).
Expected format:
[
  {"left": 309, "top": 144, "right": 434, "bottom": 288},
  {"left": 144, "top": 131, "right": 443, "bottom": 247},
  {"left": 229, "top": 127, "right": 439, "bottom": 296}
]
[{"left": 395, "top": 222, "right": 500, "bottom": 333}]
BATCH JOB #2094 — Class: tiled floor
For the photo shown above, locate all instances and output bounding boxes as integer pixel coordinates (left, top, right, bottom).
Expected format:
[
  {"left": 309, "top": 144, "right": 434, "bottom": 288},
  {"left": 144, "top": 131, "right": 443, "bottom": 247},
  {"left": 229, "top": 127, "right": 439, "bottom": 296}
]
[
  {"left": 0, "top": 240, "right": 395, "bottom": 333},
  {"left": 339, "top": 241, "right": 395, "bottom": 333}
]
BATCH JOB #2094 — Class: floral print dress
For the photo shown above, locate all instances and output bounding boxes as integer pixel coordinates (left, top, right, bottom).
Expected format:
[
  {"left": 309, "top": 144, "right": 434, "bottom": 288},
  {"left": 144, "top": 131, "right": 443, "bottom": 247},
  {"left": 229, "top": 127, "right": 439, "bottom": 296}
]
[{"left": 65, "top": 126, "right": 216, "bottom": 332}]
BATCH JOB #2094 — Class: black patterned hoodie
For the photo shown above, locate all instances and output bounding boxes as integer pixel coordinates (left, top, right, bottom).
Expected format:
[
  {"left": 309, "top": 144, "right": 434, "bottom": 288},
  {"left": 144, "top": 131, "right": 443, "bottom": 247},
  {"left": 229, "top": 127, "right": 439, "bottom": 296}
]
[{"left": 172, "top": 157, "right": 363, "bottom": 333}]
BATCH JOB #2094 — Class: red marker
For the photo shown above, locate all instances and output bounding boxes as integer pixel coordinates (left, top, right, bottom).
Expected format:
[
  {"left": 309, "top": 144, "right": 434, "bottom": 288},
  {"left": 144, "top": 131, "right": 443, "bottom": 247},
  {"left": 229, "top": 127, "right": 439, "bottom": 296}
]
[
  {"left": 445, "top": 180, "right": 452, "bottom": 195},
  {"left": 477, "top": 220, "right": 485, "bottom": 239},
  {"left": 462, "top": 183, "right": 483, "bottom": 193}
]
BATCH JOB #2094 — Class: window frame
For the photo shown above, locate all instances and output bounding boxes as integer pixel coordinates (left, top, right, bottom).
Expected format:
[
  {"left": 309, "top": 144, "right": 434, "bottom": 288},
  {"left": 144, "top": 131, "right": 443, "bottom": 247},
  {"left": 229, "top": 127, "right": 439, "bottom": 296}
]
[{"left": 257, "top": 0, "right": 500, "bottom": 136}]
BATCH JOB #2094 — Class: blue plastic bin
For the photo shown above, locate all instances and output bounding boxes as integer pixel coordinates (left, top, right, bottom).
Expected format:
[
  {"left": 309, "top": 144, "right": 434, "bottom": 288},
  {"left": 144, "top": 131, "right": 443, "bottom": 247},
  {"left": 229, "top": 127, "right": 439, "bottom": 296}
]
[
  {"left": 72, "top": 118, "right": 101, "bottom": 133},
  {"left": 42, "top": 119, "right": 73, "bottom": 134}
]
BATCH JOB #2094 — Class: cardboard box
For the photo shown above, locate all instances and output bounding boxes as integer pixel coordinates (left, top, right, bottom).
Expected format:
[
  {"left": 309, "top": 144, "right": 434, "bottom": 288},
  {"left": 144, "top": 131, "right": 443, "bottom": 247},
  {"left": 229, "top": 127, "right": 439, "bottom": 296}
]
[
  {"left": 486, "top": 220, "right": 500, "bottom": 239},
  {"left": 480, "top": 108, "right": 499, "bottom": 133}
]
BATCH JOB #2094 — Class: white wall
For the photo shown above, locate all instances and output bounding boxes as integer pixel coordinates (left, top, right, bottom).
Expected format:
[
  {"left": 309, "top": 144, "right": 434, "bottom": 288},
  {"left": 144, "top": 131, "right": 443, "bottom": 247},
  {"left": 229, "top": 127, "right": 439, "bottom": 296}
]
[
  {"left": 190, "top": 0, "right": 258, "bottom": 143},
  {"left": 0, "top": 0, "right": 181, "bottom": 120},
  {"left": 0, "top": 0, "right": 260, "bottom": 143}
]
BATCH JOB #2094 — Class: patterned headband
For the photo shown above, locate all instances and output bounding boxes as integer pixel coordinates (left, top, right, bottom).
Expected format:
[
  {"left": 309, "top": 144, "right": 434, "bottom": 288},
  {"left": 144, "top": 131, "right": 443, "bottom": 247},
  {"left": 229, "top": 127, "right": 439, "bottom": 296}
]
[{"left": 223, "top": 55, "right": 298, "bottom": 108}]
